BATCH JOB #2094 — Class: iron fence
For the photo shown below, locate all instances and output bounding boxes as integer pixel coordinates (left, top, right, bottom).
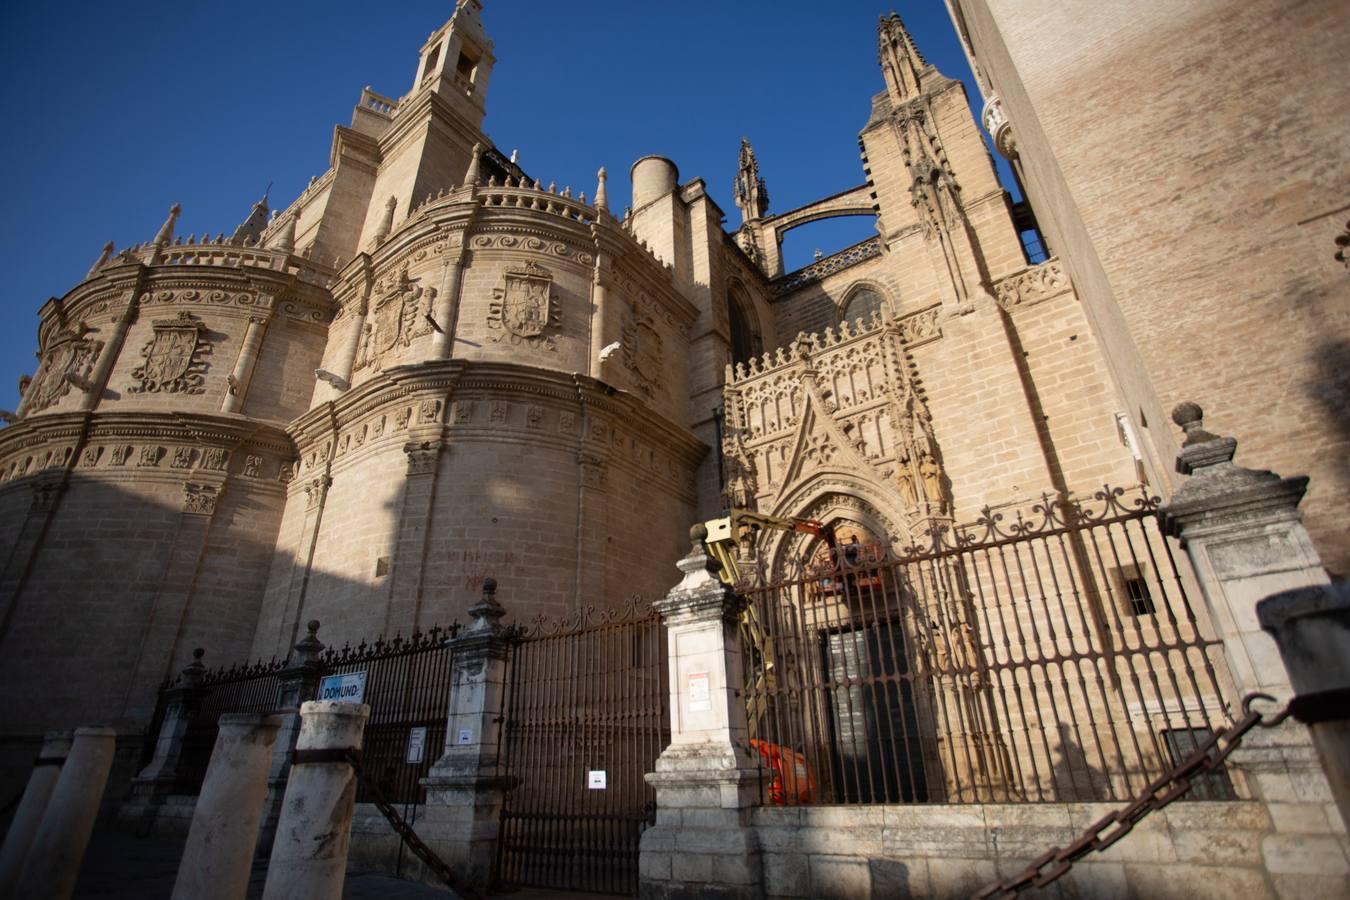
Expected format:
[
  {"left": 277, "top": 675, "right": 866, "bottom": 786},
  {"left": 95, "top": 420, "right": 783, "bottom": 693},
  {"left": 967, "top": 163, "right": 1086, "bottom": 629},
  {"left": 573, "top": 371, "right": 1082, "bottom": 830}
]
[
  {"left": 495, "top": 599, "right": 669, "bottom": 896},
  {"left": 157, "top": 623, "right": 460, "bottom": 803},
  {"left": 738, "top": 486, "right": 1236, "bottom": 807},
  {"left": 320, "top": 626, "right": 460, "bottom": 804}
]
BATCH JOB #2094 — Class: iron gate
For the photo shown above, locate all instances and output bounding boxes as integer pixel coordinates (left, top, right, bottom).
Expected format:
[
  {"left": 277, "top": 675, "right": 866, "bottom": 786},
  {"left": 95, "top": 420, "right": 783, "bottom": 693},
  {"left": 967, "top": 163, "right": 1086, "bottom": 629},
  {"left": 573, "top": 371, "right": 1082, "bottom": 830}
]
[{"left": 495, "top": 599, "right": 669, "bottom": 895}]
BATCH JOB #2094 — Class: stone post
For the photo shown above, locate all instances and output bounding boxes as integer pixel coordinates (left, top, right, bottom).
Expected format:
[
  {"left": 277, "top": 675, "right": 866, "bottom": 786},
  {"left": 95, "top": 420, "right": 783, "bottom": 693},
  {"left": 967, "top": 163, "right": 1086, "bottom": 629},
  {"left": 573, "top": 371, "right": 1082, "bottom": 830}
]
[
  {"left": 1158, "top": 403, "right": 1329, "bottom": 698},
  {"left": 640, "top": 524, "right": 765, "bottom": 900},
  {"left": 1257, "top": 583, "right": 1350, "bottom": 830},
  {"left": 257, "top": 620, "right": 326, "bottom": 856},
  {"left": 0, "top": 732, "right": 72, "bottom": 896},
  {"left": 260, "top": 701, "right": 370, "bottom": 900},
  {"left": 171, "top": 714, "right": 281, "bottom": 900},
  {"left": 221, "top": 315, "right": 269, "bottom": 414},
  {"left": 119, "top": 648, "right": 207, "bottom": 831},
  {"left": 418, "top": 578, "right": 513, "bottom": 893},
  {"left": 12, "top": 727, "right": 118, "bottom": 900},
  {"left": 1159, "top": 402, "right": 1347, "bottom": 887}
]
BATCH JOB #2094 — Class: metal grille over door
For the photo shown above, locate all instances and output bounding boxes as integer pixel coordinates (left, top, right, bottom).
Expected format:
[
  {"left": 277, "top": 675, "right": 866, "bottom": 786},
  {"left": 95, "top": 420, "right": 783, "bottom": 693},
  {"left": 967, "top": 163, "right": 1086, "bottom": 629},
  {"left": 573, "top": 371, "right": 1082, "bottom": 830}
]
[{"left": 495, "top": 601, "right": 669, "bottom": 895}]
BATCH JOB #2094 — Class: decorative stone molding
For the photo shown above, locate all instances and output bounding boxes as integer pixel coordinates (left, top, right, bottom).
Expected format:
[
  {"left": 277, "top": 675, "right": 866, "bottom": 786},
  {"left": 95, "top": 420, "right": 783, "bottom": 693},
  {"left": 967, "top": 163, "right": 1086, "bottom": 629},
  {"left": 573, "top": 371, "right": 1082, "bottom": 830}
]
[
  {"left": 487, "top": 262, "right": 559, "bottom": 350},
  {"left": 771, "top": 237, "right": 882, "bottom": 296},
  {"left": 981, "top": 95, "right": 1018, "bottom": 159},
  {"left": 994, "top": 258, "right": 1071, "bottom": 310},
  {"left": 303, "top": 476, "right": 331, "bottom": 511},
  {"left": 182, "top": 482, "right": 222, "bottom": 516},
  {"left": 578, "top": 450, "right": 608, "bottom": 489},
  {"left": 129, "top": 312, "right": 211, "bottom": 395},
  {"left": 403, "top": 440, "right": 445, "bottom": 476},
  {"left": 353, "top": 268, "right": 436, "bottom": 371},
  {"left": 897, "top": 305, "right": 941, "bottom": 345}
]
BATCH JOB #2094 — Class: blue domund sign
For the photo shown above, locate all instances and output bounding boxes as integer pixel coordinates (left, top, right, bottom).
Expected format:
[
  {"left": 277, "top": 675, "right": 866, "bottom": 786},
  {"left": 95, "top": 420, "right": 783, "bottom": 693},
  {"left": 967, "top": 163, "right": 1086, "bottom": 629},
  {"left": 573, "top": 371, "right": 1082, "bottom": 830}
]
[{"left": 318, "top": 671, "right": 367, "bottom": 703}]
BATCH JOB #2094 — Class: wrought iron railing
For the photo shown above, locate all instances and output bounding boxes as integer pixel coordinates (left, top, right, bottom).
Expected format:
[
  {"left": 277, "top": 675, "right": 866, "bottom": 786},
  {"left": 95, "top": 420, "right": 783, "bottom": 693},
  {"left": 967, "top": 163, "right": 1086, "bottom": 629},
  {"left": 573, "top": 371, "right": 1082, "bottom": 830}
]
[
  {"left": 161, "top": 623, "right": 461, "bottom": 803},
  {"left": 737, "top": 486, "right": 1236, "bottom": 806}
]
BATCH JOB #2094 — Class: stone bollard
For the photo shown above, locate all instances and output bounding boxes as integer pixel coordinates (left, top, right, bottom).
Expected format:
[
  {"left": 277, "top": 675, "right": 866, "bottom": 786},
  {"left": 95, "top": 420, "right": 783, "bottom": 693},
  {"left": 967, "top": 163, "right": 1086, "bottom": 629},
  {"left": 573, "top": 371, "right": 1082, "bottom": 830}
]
[
  {"left": 171, "top": 714, "right": 282, "bottom": 900},
  {"left": 12, "top": 726, "right": 118, "bottom": 900},
  {"left": 0, "top": 732, "right": 73, "bottom": 897},
  {"left": 260, "top": 701, "right": 370, "bottom": 900},
  {"left": 1258, "top": 583, "right": 1350, "bottom": 830}
]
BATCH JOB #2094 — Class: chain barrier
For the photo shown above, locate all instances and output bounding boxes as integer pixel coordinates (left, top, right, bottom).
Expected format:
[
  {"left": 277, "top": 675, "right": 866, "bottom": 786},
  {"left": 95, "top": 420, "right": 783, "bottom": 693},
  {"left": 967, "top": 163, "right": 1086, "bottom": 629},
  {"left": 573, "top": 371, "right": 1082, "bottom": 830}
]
[
  {"left": 331, "top": 748, "right": 484, "bottom": 900},
  {"left": 972, "top": 692, "right": 1292, "bottom": 899}
]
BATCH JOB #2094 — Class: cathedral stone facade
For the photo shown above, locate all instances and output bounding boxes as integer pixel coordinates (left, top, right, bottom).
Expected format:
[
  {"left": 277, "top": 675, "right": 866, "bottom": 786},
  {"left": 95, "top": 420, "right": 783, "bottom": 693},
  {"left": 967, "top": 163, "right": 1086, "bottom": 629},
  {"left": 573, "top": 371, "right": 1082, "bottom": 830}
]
[{"left": 0, "top": 0, "right": 1342, "bottom": 818}]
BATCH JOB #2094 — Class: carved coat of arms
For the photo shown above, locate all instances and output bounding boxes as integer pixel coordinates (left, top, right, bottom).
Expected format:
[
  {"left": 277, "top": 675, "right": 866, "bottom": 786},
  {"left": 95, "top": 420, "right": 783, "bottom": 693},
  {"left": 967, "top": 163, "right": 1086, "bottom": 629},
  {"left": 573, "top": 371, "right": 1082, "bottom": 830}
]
[
  {"left": 25, "top": 324, "right": 103, "bottom": 413},
  {"left": 621, "top": 312, "right": 664, "bottom": 398},
  {"left": 129, "top": 311, "right": 209, "bottom": 394},
  {"left": 488, "top": 262, "right": 558, "bottom": 349},
  {"left": 356, "top": 268, "right": 436, "bottom": 371}
]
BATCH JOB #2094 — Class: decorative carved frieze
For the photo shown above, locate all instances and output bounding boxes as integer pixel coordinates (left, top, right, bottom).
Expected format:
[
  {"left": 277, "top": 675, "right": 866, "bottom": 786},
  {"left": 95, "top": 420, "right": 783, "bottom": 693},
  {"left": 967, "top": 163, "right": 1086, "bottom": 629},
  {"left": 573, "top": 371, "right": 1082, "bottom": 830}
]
[
  {"left": 201, "top": 447, "right": 228, "bottom": 471},
  {"left": 25, "top": 323, "right": 103, "bottom": 413},
  {"left": 170, "top": 447, "right": 194, "bottom": 469},
  {"left": 470, "top": 233, "right": 593, "bottom": 267},
  {"left": 896, "top": 306, "right": 941, "bottom": 345},
  {"left": 578, "top": 450, "right": 607, "bottom": 489},
  {"left": 138, "top": 446, "right": 163, "bottom": 468},
  {"left": 404, "top": 440, "right": 445, "bottom": 476},
  {"left": 303, "top": 476, "right": 331, "bottom": 510},
  {"left": 182, "top": 482, "right": 222, "bottom": 516},
  {"left": 488, "top": 261, "right": 559, "bottom": 350},
  {"left": 526, "top": 405, "right": 543, "bottom": 429},
  {"left": 419, "top": 399, "right": 442, "bottom": 424},
  {"left": 244, "top": 454, "right": 263, "bottom": 477},
  {"left": 994, "top": 259, "right": 1071, "bottom": 310},
  {"left": 129, "top": 311, "right": 211, "bottom": 395}
]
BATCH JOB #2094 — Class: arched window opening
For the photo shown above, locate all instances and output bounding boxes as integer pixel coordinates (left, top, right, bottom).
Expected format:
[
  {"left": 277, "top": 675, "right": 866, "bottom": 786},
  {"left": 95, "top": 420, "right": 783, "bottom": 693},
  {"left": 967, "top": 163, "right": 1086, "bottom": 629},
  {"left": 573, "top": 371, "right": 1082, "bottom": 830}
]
[
  {"left": 728, "top": 286, "right": 762, "bottom": 368},
  {"left": 842, "top": 287, "right": 886, "bottom": 327}
]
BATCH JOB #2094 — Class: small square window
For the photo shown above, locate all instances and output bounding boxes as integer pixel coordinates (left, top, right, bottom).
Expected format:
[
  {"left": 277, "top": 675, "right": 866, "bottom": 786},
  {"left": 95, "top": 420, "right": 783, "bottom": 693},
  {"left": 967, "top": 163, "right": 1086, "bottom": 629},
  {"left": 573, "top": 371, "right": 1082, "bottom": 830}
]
[{"left": 1114, "top": 564, "right": 1156, "bottom": 616}]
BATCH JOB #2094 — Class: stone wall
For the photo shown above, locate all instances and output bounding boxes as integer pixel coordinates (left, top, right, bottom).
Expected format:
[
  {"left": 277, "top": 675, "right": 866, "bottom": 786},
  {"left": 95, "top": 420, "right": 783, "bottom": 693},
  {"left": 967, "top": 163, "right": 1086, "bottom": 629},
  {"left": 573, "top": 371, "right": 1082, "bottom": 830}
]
[{"left": 753, "top": 800, "right": 1348, "bottom": 899}]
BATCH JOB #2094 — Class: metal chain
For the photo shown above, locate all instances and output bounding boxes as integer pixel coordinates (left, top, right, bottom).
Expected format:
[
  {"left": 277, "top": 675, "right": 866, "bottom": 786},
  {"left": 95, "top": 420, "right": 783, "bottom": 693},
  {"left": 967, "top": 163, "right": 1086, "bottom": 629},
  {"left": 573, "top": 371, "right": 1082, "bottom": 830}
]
[
  {"left": 972, "top": 692, "right": 1292, "bottom": 899},
  {"left": 342, "top": 749, "right": 485, "bottom": 900}
]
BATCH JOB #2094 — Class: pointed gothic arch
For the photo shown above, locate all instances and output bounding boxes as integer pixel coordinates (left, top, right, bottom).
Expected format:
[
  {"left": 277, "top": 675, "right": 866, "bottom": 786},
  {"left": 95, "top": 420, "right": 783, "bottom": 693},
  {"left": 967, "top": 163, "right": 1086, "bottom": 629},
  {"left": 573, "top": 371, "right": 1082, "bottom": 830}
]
[
  {"left": 838, "top": 280, "right": 893, "bottom": 327},
  {"left": 727, "top": 279, "right": 764, "bottom": 368}
]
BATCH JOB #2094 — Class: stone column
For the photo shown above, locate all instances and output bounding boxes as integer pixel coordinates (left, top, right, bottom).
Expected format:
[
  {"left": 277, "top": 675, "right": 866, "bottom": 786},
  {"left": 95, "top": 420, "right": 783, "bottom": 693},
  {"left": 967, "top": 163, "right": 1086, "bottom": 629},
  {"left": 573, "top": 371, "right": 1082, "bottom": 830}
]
[
  {"left": 172, "top": 714, "right": 281, "bottom": 900},
  {"left": 12, "top": 727, "right": 118, "bottom": 900},
  {"left": 119, "top": 650, "right": 206, "bottom": 830},
  {"left": 257, "top": 620, "right": 327, "bottom": 856},
  {"left": 418, "top": 578, "right": 513, "bottom": 894},
  {"left": 1258, "top": 583, "right": 1350, "bottom": 830},
  {"left": 260, "top": 701, "right": 370, "bottom": 900},
  {"left": 0, "top": 732, "right": 72, "bottom": 895},
  {"left": 1159, "top": 402, "right": 1347, "bottom": 889},
  {"left": 640, "top": 525, "right": 765, "bottom": 900},
  {"left": 221, "top": 315, "right": 269, "bottom": 414}
]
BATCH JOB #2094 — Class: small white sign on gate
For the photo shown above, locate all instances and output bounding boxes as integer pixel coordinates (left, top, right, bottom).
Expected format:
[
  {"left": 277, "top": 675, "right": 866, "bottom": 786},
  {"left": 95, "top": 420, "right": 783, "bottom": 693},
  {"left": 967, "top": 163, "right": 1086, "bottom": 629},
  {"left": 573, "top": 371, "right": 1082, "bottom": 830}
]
[
  {"left": 406, "top": 726, "right": 428, "bottom": 764},
  {"left": 588, "top": 770, "right": 607, "bottom": 790},
  {"left": 318, "top": 670, "right": 367, "bottom": 704}
]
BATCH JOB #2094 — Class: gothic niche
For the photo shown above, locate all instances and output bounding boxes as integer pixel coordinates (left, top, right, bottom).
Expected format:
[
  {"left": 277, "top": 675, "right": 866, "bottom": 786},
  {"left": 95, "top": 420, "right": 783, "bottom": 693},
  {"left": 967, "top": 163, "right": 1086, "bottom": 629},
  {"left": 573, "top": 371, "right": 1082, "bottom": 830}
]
[
  {"left": 129, "top": 311, "right": 210, "bottom": 394},
  {"left": 355, "top": 267, "right": 437, "bottom": 371},
  {"left": 487, "top": 261, "right": 559, "bottom": 350},
  {"left": 621, "top": 311, "right": 664, "bottom": 398},
  {"left": 25, "top": 322, "right": 104, "bottom": 413}
]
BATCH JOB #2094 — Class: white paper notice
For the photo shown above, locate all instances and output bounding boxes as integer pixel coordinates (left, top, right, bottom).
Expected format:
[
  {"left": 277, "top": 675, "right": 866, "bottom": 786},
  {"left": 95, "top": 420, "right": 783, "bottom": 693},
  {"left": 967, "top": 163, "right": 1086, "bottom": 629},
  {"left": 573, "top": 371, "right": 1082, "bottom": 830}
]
[
  {"left": 688, "top": 671, "right": 711, "bottom": 712},
  {"left": 588, "top": 770, "right": 607, "bottom": 789}
]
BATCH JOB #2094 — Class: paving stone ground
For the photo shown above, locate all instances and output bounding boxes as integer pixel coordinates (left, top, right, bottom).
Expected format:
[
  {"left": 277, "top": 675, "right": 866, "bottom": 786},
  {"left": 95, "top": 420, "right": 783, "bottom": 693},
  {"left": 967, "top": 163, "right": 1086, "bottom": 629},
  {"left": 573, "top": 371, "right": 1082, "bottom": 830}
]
[{"left": 71, "top": 829, "right": 616, "bottom": 900}]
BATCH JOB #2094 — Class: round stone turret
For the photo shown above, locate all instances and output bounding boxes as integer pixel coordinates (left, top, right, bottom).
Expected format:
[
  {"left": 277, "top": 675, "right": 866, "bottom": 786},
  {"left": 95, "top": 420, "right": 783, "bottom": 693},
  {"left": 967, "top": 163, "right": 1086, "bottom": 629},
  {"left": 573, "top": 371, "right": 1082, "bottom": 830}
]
[{"left": 630, "top": 156, "right": 679, "bottom": 209}]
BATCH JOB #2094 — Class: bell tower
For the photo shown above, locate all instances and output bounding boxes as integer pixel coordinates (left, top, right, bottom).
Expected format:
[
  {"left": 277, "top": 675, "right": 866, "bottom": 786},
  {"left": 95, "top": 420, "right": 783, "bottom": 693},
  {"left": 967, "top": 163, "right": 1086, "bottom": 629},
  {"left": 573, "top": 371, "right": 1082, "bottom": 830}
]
[{"left": 354, "top": 0, "right": 497, "bottom": 249}]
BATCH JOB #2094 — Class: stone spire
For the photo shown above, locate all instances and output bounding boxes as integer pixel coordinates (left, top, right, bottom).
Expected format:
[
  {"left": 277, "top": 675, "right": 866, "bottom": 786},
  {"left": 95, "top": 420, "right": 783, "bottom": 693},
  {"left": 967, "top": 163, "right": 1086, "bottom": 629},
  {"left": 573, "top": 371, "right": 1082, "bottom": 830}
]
[
  {"left": 266, "top": 213, "right": 297, "bottom": 253},
  {"left": 152, "top": 203, "right": 182, "bottom": 246},
  {"left": 372, "top": 196, "right": 398, "bottom": 246},
  {"left": 879, "top": 11, "right": 929, "bottom": 103},
  {"left": 231, "top": 190, "right": 271, "bottom": 244},
  {"left": 733, "top": 138, "right": 769, "bottom": 224},
  {"left": 86, "top": 241, "right": 114, "bottom": 278},
  {"left": 464, "top": 142, "right": 483, "bottom": 186},
  {"left": 594, "top": 167, "right": 609, "bottom": 212}
]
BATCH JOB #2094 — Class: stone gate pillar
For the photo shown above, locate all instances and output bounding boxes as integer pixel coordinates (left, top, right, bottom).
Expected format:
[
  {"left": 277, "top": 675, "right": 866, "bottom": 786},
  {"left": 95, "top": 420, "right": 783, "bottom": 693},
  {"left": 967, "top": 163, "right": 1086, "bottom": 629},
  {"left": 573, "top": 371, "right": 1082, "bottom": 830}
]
[
  {"left": 418, "top": 577, "right": 513, "bottom": 893},
  {"left": 640, "top": 524, "right": 765, "bottom": 900},
  {"left": 119, "top": 648, "right": 207, "bottom": 831},
  {"left": 1159, "top": 402, "right": 1347, "bottom": 890}
]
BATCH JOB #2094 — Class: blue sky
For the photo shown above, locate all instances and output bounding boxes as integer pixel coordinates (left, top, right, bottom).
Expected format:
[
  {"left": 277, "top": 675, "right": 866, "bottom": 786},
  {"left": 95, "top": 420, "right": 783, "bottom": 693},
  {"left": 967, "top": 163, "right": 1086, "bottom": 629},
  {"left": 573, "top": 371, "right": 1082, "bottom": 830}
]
[{"left": 0, "top": 1, "right": 1002, "bottom": 413}]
